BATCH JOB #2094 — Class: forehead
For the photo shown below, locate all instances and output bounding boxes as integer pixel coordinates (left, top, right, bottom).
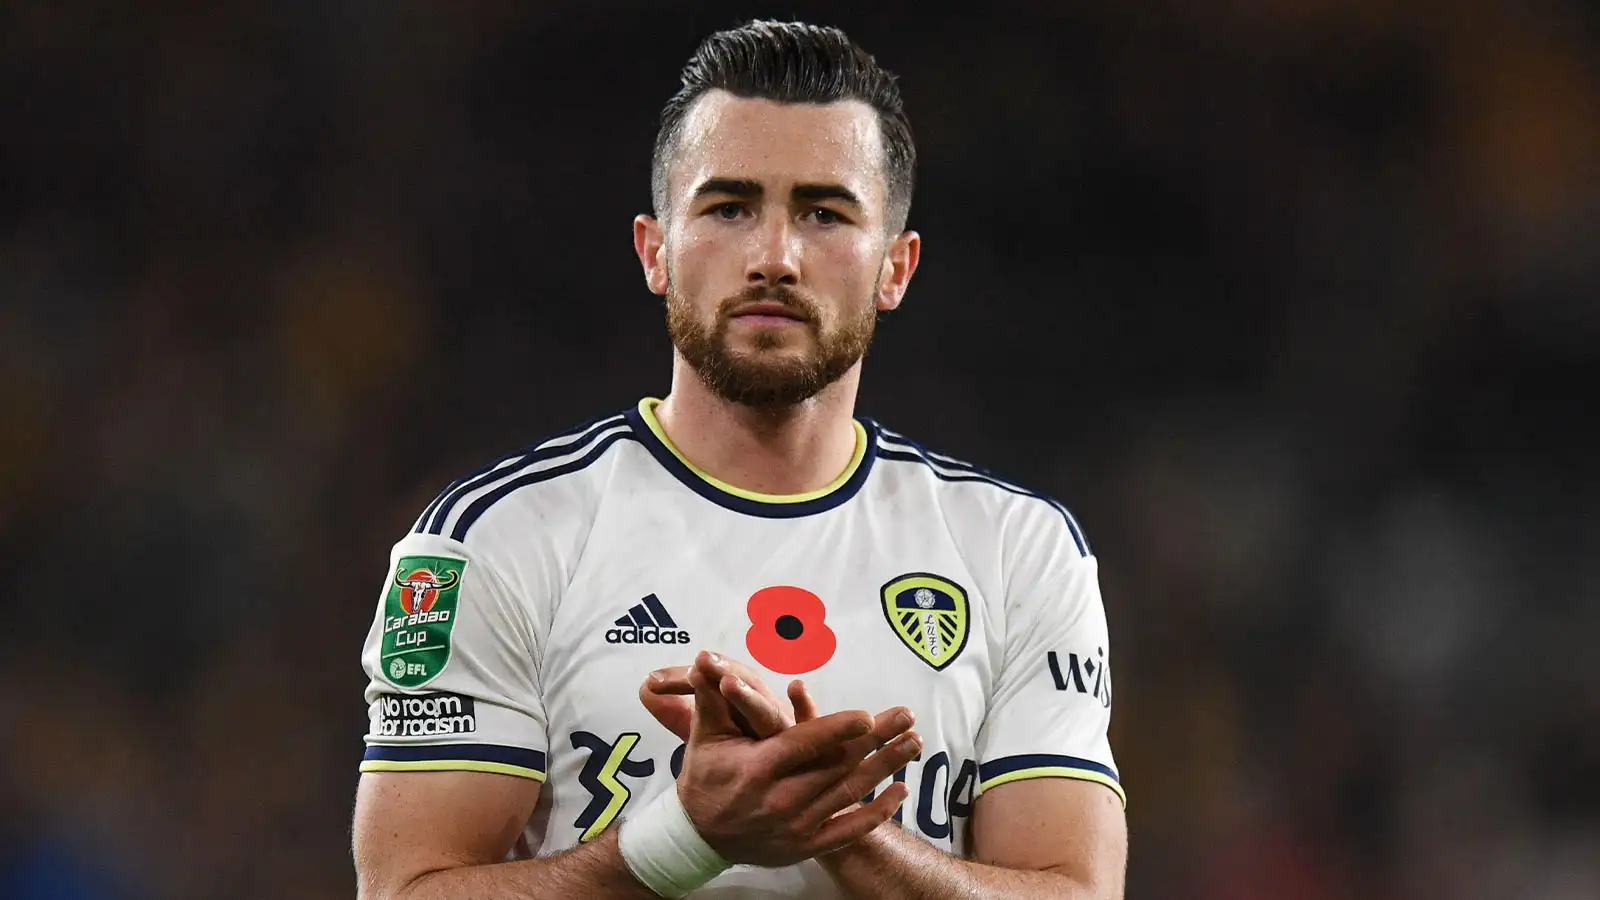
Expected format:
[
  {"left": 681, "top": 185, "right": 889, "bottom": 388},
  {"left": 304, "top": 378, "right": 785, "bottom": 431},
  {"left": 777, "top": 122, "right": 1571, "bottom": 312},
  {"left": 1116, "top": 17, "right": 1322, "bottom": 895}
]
[{"left": 671, "top": 91, "right": 885, "bottom": 207}]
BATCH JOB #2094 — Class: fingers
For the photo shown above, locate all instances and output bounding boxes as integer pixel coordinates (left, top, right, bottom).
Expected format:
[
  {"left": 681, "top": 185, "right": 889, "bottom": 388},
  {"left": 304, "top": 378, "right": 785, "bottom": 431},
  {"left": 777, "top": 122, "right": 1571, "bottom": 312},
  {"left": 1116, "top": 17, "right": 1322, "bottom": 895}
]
[
  {"left": 789, "top": 680, "right": 819, "bottom": 724},
  {"left": 806, "top": 782, "right": 909, "bottom": 856},
  {"left": 645, "top": 666, "right": 694, "bottom": 695},
  {"left": 858, "top": 707, "right": 914, "bottom": 756},
  {"left": 657, "top": 654, "right": 785, "bottom": 709},
  {"left": 658, "top": 654, "right": 789, "bottom": 713},
  {"left": 811, "top": 706, "right": 914, "bottom": 773},
  {"left": 807, "top": 731, "right": 923, "bottom": 821},
  {"left": 719, "top": 674, "right": 788, "bottom": 739},
  {"left": 694, "top": 652, "right": 781, "bottom": 738},
  {"left": 653, "top": 653, "right": 793, "bottom": 740},
  {"left": 701, "top": 654, "right": 787, "bottom": 709},
  {"left": 765, "top": 709, "right": 875, "bottom": 772},
  {"left": 693, "top": 651, "right": 727, "bottom": 687},
  {"left": 767, "top": 704, "right": 916, "bottom": 787},
  {"left": 689, "top": 653, "right": 743, "bottom": 741}
]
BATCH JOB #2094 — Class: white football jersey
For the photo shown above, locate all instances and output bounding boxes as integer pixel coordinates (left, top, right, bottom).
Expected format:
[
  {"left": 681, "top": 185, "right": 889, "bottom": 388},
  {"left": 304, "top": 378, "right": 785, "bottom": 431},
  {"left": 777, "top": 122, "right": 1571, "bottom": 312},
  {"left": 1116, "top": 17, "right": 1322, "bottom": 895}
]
[{"left": 359, "top": 398, "right": 1121, "bottom": 898}]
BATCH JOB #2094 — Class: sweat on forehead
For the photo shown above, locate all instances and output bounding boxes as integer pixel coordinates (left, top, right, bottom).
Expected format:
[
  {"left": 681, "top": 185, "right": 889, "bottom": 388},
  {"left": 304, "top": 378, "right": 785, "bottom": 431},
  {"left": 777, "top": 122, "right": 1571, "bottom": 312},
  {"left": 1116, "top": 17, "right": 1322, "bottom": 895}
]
[{"left": 666, "top": 91, "right": 887, "bottom": 214}]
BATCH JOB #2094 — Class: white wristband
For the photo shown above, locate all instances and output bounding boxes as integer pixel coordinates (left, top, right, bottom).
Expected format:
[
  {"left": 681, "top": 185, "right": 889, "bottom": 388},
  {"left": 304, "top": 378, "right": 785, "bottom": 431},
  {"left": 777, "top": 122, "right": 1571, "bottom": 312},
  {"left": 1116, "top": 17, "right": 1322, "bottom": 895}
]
[{"left": 617, "top": 785, "right": 730, "bottom": 898}]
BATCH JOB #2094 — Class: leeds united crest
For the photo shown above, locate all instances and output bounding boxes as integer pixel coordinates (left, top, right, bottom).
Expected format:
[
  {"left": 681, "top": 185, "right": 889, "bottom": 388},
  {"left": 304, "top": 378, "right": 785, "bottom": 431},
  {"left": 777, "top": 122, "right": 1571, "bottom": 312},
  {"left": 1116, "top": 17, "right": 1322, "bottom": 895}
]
[{"left": 880, "top": 573, "right": 970, "bottom": 670}]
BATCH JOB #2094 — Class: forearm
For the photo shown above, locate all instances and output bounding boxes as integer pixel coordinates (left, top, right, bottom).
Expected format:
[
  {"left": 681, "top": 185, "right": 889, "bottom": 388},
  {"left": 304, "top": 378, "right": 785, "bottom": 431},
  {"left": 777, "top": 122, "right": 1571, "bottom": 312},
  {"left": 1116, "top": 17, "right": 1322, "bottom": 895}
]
[
  {"left": 386, "top": 831, "right": 659, "bottom": 900},
  {"left": 819, "top": 824, "right": 1107, "bottom": 900}
]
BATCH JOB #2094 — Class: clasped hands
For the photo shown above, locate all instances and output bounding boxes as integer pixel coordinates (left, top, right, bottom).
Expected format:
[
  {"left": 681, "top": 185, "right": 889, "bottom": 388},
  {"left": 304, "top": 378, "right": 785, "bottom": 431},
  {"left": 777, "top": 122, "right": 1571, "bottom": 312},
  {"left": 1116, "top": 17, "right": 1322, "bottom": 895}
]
[{"left": 635, "top": 650, "right": 920, "bottom": 867}]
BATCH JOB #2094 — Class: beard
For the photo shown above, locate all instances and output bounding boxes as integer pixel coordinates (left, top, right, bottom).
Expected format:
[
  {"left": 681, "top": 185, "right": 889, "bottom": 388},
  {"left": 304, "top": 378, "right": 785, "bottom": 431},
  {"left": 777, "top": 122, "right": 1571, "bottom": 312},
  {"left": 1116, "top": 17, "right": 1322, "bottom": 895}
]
[{"left": 666, "top": 281, "right": 877, "bottom": 409}]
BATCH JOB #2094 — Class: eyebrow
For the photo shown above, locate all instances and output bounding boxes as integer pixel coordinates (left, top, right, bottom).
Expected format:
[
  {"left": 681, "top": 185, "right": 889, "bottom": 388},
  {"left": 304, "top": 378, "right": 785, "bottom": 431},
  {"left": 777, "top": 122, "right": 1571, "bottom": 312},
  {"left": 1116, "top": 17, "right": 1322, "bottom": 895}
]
[
  {"left": 792, "top": 183, "right": 862, "bottom": 208},
  {"left": 691, "top": 178, "right": 863, "bottom": 209},
  {"left": 692, "top": 178, "right": 763, "bottom": 201}
]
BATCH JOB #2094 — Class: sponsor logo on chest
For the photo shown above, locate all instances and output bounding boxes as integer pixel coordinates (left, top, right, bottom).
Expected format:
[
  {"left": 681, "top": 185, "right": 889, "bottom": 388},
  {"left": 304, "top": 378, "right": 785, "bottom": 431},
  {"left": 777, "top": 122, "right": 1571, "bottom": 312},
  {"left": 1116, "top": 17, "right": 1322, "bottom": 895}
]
[{"left": 604, "top": 593, "right": 692, "bottom": 645}]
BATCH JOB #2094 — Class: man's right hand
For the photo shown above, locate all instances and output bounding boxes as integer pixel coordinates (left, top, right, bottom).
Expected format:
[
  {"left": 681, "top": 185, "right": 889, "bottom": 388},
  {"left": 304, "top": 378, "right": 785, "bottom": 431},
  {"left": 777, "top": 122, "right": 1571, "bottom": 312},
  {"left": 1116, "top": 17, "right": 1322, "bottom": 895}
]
[{"left": 673, "top": 650, "right": 921, "bottom": 868}]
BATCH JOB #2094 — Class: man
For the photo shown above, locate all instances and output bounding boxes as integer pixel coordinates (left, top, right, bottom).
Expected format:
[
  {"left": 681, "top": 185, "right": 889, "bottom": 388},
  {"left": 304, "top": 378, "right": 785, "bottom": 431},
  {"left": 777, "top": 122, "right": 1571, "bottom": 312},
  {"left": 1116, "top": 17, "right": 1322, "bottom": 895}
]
[{"left": 352, "top": 19, "right": 1126, "bottom": 899}]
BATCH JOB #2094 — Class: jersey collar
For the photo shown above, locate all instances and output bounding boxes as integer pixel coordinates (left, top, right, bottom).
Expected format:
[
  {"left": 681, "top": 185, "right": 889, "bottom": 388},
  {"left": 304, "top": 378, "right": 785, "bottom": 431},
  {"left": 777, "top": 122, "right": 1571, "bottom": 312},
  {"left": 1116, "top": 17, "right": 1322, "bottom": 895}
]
[{"left": 624, "top": 397, "right": 878, "bottom": 518}]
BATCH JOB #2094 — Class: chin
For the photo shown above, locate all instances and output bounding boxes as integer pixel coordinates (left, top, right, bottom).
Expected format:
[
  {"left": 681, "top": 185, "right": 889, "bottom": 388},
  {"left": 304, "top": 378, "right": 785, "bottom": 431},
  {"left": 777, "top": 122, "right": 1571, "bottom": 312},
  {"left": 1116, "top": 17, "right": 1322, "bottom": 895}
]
[{"left": 726, "top": 344, "right": 814, "bottom": 368}]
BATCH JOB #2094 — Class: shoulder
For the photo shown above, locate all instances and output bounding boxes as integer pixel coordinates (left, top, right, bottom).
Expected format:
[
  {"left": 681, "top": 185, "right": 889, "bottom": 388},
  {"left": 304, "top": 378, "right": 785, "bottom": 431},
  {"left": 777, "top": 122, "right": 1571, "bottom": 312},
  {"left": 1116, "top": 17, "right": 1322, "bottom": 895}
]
[
  {"left": 869, "top": 420, "right": 1092, "bottom": 560},
  {"left": 408, "top": 409, "right": 639, "bottom": 545}
]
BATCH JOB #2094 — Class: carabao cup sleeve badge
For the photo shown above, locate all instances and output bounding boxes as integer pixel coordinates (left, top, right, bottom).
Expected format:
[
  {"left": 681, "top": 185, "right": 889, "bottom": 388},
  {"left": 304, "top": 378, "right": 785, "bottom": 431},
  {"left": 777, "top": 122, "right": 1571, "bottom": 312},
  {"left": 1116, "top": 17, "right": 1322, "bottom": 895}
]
[{"left": 381, "top": 555, "right": 467, "bottom": 688}]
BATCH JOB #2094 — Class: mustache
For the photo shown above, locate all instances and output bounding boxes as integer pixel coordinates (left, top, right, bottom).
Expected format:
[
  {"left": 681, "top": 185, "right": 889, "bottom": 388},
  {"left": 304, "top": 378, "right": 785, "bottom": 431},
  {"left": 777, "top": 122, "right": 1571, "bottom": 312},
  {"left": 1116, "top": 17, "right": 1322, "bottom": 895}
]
[{"left": 717, "top": 284, "right": 819, "bottom": 322}]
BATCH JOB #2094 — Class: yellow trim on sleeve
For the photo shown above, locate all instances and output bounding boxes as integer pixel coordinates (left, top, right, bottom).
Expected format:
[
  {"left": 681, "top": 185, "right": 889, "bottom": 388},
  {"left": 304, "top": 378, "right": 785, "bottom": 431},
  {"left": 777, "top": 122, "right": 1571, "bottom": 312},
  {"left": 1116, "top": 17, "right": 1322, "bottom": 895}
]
[
  {"left": 638, "top": 398, "right": 867, "bottom": 504},
  {"left": 359, "top": 759, "right": 548, "bottom": 781},
  {"left": 980, "top": 766, "right": 1127, "bottom": 809}
]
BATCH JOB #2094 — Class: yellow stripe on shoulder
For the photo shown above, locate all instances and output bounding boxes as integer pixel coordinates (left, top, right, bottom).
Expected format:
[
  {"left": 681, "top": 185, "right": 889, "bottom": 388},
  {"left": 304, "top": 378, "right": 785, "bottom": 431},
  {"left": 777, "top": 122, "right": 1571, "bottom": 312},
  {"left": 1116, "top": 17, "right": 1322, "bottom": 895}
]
[
  {"left": 979, "top": 766, "right": 1127, "bottom": 808},
  {"left": 359, "top": 759, "right": 547, "bottom": 781}
]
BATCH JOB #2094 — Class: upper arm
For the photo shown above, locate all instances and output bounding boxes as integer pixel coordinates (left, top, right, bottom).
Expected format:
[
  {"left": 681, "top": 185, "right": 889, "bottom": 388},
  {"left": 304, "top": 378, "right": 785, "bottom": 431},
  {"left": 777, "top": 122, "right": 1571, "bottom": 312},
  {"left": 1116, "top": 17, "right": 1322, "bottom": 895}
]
[
  {"left": 974, "top": 501, "right": 1122, "bottom": 804},
  {"left": 970, "top": 777, "right": 1126, "bottom": 891},
  {"left": 971, "top": 500, "right": 1126, "bottom": 884},
  {"left": 354, "top": 770, "right": 542, "bottom": 898},
  {"left": 357, "top": 529, "right": 552, "bottom": 779},
  {"left": 353, "top": 510, "right": 566, "bottom": 894}
]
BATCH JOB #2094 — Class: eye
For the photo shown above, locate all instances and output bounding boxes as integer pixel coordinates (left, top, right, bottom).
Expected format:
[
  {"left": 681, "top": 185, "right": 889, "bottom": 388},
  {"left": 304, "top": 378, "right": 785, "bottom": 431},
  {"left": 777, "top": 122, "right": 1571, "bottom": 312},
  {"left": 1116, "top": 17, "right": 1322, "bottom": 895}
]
[
  {"left": 805, "top": 207, "right": 844, "bottom": 226},
  {"left": 712, "top": 202, "right": 745, "bottom": 220}
]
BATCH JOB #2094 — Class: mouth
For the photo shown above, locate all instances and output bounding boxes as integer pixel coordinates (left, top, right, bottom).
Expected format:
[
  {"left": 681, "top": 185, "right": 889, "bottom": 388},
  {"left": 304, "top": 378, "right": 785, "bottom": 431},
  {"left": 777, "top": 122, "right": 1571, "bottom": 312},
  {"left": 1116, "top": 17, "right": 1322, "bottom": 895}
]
[{"left": 730, "top": 301, "right": 806, "bottom": 322}]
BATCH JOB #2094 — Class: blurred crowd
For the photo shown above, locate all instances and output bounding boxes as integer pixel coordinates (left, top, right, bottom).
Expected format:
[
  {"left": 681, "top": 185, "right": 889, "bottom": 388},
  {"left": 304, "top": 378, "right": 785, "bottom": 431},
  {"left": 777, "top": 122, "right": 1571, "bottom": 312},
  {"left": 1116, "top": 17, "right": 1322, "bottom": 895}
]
[{"left": 1, "top": 2, "right": 1596, "bottom": 898}]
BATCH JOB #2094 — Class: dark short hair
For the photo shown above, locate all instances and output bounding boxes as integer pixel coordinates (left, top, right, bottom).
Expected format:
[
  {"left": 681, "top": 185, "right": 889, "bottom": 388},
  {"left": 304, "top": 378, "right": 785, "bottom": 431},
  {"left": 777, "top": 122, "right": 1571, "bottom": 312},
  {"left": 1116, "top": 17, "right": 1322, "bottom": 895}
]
[{"left": 651, "top": 20, "right": 916, "bottom": 233}]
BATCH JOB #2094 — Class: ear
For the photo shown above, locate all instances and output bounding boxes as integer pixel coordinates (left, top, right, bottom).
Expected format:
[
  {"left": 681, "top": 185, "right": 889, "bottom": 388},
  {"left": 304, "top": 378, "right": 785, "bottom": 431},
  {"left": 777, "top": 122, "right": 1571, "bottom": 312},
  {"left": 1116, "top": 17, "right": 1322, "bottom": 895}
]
[
  {"left": 876, "top": 230, "right": 921, "bottom": 312},
  {"left": 634, "top": 214, "right": 669, "bottom": 296}
]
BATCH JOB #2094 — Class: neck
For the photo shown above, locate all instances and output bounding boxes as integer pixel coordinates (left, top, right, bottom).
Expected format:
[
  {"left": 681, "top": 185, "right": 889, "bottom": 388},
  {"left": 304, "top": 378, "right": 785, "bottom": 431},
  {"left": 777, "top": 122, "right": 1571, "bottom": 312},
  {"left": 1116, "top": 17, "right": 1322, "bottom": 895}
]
[{"left": 653, "top": 355, "right": 864, "bottom": 496}]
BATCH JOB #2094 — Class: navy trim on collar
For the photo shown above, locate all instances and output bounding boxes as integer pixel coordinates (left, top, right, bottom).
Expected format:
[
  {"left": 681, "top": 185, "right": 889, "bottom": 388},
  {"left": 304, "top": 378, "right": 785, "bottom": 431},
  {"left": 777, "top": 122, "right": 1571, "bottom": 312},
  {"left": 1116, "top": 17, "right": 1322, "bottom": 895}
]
[{"left": 623, "top": 405, "right": 878, "bottom": 519}]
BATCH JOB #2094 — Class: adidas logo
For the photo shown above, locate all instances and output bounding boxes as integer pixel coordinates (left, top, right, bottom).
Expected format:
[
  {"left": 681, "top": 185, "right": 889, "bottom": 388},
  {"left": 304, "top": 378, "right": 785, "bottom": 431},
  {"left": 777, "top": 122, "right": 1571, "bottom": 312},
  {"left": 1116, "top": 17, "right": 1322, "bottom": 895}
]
[{"left": 605, "top": 594, "right": 691, "bottom": 645}]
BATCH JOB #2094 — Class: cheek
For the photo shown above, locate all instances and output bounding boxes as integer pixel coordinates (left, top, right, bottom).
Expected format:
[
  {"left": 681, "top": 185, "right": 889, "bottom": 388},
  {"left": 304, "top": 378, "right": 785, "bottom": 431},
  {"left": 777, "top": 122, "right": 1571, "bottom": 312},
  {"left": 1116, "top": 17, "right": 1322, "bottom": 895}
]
[
  {"left": 816, "top": 237, "right": 884, "bottom": 299},
  {"left": 669, "top": 228, "right": 732, "bottom": 296}
]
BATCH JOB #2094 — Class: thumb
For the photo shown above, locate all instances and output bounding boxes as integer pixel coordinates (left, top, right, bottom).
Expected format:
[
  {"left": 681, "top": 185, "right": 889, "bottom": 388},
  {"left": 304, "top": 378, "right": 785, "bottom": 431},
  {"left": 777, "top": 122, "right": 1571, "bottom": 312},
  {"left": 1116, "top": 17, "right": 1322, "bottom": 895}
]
[
  {"left": 639, "top": 673, "right": 694, "bottom": 741},
  {"left": 690, "top": 651, "right": 741, "bottom": 741}
]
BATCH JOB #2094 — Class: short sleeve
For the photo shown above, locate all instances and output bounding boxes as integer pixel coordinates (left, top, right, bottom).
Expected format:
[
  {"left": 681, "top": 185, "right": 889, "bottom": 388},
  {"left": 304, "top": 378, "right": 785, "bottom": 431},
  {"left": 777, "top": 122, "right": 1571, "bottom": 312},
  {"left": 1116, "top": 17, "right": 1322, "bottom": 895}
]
[
  {"left": 358, "top": 530, "right": 549, "bottom": 781},
  {"left": 974, "top": 506, "right": 1123, "bottom": 807}
]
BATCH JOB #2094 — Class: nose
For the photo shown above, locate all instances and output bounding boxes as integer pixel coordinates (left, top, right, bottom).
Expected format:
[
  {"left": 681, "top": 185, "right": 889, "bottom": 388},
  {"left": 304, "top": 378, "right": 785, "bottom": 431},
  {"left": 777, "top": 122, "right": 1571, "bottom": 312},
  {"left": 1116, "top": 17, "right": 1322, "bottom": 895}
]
[{"left": 745, "top": 213, "right": 800, "bottom": 286}]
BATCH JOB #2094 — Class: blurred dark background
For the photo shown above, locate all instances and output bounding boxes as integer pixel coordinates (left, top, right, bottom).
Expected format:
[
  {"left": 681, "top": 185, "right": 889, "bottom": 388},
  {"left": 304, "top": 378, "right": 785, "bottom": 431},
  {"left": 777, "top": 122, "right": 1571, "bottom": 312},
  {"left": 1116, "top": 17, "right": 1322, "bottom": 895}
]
[{"left": 2, "top": 2, "right": 1597, "bottom": 898}]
